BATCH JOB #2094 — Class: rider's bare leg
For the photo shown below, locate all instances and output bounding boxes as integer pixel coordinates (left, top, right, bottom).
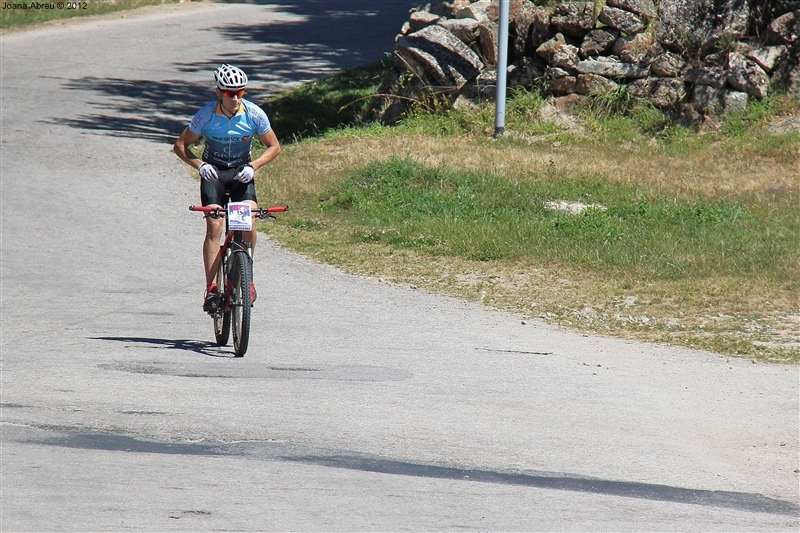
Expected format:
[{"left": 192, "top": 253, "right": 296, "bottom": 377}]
[
  {"left": 203, "top": 204, "right": 225, "bottom": 287},
  {"left": 243, "top": 199, "right": 258, "bottom": 253}
]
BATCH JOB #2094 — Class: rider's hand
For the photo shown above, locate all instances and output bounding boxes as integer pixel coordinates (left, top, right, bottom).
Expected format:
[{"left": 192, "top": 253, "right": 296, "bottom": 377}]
[
  {"left": 234, "top": 164, "right": 255, "bottom": 184},
  {"left": 198, "top": 163, "right": 219, "bottom": 181}
]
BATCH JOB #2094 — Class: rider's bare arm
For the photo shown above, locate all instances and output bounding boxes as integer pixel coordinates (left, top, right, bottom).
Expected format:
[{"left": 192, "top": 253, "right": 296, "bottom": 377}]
[
  {"left": 173, "top": 128, "right": 204, "bottom": 170},
  {"left": 250, "top": 129, "right": 281, "bottom": 171}
]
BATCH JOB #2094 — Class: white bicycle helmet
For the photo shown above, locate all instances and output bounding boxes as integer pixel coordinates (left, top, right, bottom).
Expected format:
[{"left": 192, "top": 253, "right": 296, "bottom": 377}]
[{"left": 214, "top": 64, "right": 248, "bottom": 91}]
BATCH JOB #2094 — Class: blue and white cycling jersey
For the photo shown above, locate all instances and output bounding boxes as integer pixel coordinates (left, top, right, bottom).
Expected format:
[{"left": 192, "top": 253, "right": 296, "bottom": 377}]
[{"left": 188, "top": 99, "right": 272, "bottom": 169}]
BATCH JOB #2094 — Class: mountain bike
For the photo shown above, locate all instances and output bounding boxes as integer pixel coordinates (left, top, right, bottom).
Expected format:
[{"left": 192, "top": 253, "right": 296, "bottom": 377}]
[{"left": 190, "top": 203, "right": 288, "bottom": 357}]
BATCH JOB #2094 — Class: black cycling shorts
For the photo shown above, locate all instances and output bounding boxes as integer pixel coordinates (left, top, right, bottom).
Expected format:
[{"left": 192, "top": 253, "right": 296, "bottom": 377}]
[{"left": 200, "top": 167, "right": 258, "bottom": 206}]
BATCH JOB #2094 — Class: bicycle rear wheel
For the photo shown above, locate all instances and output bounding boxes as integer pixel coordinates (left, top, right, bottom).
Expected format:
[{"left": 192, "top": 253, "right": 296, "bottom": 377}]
[
  {"left": 214, "top": 256, "right": 231, "bottom": 346},
  {"left": 231, "top": 251, "right": 252, "bottom": 357}
]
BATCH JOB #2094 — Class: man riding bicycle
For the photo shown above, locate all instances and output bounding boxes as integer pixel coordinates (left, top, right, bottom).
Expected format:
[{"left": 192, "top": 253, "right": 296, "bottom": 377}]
[{"left": 173, "top": 64, "right": 281, "bottom": 313}]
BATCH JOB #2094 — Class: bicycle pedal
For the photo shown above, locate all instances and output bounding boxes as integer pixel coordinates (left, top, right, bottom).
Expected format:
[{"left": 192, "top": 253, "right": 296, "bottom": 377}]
[{"left": 203, "top": 292, "right": 220, "bottom": 314}]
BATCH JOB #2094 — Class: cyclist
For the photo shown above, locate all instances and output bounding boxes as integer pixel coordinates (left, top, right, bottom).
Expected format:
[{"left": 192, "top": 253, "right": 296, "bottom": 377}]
[{"left": 173, "top": 64, "right": 281, "bottom": 313}]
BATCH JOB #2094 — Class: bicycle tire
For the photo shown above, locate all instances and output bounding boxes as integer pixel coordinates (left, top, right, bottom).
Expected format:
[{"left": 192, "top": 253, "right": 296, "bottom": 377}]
[
  {"left": 231, "top": 251, "right": 252, "bottom": 357},
  {"left": 214, "top": 255, "right": 231, "bottom": 346}
]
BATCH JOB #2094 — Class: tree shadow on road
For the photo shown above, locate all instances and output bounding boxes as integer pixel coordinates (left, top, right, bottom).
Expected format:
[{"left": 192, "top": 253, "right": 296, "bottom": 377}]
[
  {"left": 47, "top": 77, "right": 212, "bottom": 144},
  {"left": 180, "top": 0, "right": 410, "bottom": 83},
  {"left": 47, "top": 1, "right": 411, "bottom": 144}
]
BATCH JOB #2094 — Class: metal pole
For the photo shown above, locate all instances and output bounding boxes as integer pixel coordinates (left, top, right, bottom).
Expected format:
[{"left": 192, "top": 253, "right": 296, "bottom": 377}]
[{"left": 494, "top": 0, "right": 510, "bottom": 139}]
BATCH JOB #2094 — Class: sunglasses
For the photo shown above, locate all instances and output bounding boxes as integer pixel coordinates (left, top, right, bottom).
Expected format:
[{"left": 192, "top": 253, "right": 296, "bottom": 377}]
[{"left": 222, "top": 89, "right": 245, "bottom": 98}]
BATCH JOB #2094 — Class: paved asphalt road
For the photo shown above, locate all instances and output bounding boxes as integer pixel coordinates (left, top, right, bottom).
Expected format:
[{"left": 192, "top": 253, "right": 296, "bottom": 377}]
[{"left": 1, "top": 2, "right": 798, "bottom": 531}]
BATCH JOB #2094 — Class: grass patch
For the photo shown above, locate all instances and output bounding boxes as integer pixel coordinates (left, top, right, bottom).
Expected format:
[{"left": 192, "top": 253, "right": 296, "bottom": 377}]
[
  {"left": 326, "top": 157, "right": 797, "bottom": 283},
  {"left": 263, "top": 60, "right": 392, "bottom": 143},
  {"left": 0, "top": 0, "right": 182, "bottom": 30},
  {"left": 250, "top": 64, "right": 799, "bottom": 363}
]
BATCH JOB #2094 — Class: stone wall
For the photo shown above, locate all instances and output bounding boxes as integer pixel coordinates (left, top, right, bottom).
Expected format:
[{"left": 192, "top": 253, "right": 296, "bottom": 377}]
[{"left": 368, "top": 0, "right": 799, "bottom": 123}]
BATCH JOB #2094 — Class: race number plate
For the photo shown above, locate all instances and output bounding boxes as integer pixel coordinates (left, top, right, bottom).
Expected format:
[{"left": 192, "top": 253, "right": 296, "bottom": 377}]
[{"left": 227, "top": 202, "right": 252, "bottom": 232}]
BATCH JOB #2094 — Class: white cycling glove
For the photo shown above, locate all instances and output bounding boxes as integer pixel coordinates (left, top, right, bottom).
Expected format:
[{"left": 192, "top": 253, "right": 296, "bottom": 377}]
[
  {"left": 234, "top": 164, "right": 255, "bottom": 184},
  {"left": 198, "top": 163, "right": 219, "bottom": 181}
]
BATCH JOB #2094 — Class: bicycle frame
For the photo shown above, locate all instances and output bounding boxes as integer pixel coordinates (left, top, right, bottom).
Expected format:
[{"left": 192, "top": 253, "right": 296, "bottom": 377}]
[
  {"left": 190, "top": 203, "right": 288, "bottom": 356},
  {"left": 190, "top": 205, "right": 289, "bottom": 305}
]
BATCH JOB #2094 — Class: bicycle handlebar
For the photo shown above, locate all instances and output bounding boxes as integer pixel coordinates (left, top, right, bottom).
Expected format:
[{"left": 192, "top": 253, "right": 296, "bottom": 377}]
[{"left": 189, "top": 205, "right": 289, "bottom": 219}]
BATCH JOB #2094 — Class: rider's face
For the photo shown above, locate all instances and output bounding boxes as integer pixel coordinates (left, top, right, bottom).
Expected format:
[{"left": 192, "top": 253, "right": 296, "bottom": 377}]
[{"left": 218, "top": 88, "right": 243, "bottom": 113}]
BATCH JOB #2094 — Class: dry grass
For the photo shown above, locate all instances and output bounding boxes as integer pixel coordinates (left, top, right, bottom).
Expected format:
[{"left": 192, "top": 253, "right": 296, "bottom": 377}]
[{"left": 266, "top": 132, "right": 798, "bottom": 202}]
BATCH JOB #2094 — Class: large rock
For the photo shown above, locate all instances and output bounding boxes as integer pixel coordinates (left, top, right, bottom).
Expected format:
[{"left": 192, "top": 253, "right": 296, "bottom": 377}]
[
  {"left": 656, "top": 0, "right": 750, "bottom": 54},
  {"left": 577, "top": 57, "right": 650, "bottom": 78},
  {"left": 629, "top": 76, "right": 687, "bottom": 107},
  {"left": 752, "top": 1, "right": 800, "bottom": 36},
  {"left": 478, "top": 21, "right": 499, "bottom": 65},
  {"left": 726, "top": 52, "right": 769, "bottom": 98},
  {"left": 765, "top": 10, "right": 800, "bottom": 45},
  {"left": 627, "top": 77, "right": 652, "bottom": 98},
  {"left": 651, "top": 51, "right": 686, "bottom": 77},
  {"left": 691, "top": 84, "right": 751, "bottom": 115},
  {"left": 409, "top": 11, "right": 441, "bottom": 32},
  {"left": 575, "top": 73, "right": 619, "bottom": 95},
  {"left": 765, "top": 12, "right": 800, "bottom": 98},
  {"left": 513, "top": 4, "right": 554, "bottom": 58},
  {"left": 438, "top": 18, "right": 480, "bottom": 44},
  {"left": 551, "top": 2, "right": 597, "bottom": 37},
  {"left": 649, "top": 78, "right": 688, "bottom": 108},
  {"left": 599, "top": 6, "right": 646, "bottom": 35},
  {"left": 395, "top": 25, "right": 485, "bottom": 89},
  {"left": 537, "top": 33, "right": 580, "bottom": 70},
  {"left": 548, "top": 67, "right": 578, "bottom": 95},
  {"left": 723, "top": 89, "right": 748, "bottom": 113},
  {"left": 612, "top": 33, "right": 654, "bottom": 63},
  {"left": 692, "top": 83, "right": 724, "bottom": 114},
  {"left": 684, "top": 66, "right": 726, "bottom": 88},
  {"left": 486, "top": 0, "right": 528, "bottom": 23},
  {"left": 606, "top": 0, "right": 657, "bottom": 19},
  {"left": 580, "top": 28, "right": 620, "bottom": 57},
  {"left": 454, "top": 0, "right": 492, "bottom": 23},
  {"left": 743, "top": 45, "right": 789, "bottom": 72},
  {"left": 552, "top": 45, "right": 580, "bottom": 70}
]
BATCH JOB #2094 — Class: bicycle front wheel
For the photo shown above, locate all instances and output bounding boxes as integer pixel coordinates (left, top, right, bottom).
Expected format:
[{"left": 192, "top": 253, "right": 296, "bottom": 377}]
[
  {"left": 214, "top": 255, "right": 231, "bottom": 346},
  {"left": 230, "top": 251, "right": 252, "bottom": 357}
]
